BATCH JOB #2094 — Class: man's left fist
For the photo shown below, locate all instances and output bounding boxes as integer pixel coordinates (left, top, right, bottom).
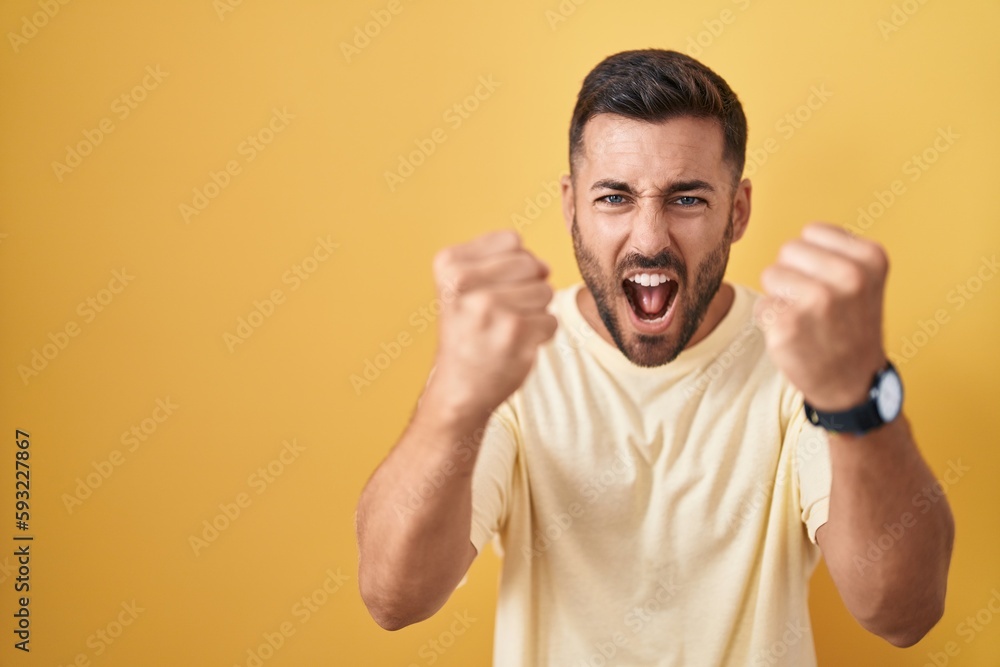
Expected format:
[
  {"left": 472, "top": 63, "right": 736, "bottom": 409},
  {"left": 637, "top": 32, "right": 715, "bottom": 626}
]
[{"left": 755, "top": 222, "right": 890, "bottom": 413}]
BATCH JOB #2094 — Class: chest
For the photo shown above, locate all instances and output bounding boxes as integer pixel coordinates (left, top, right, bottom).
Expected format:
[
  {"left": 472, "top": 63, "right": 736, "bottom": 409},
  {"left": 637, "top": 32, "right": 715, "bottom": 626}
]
[{"left": 515, "top": 365, "right": 793, "bottom": 565}]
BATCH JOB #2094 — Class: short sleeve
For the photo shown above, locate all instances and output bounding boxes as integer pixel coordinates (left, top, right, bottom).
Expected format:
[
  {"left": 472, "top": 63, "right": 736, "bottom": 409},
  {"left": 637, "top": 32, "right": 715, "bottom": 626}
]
[
  {"left": 469, "top": 399, "right": 519, "bottom": 556},
  {"left": 790, "top": 405, "right": 832, "bottom": 544}
]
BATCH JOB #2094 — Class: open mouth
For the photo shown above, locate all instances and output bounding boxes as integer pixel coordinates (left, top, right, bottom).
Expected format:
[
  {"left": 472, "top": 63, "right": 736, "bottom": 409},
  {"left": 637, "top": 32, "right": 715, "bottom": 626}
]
[{"left": 622, "top": 272, "right": 678, "bottom": 323}]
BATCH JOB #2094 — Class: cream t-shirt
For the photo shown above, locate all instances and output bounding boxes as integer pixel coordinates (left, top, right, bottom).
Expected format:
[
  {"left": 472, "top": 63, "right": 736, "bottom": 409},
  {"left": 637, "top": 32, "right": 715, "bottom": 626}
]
[{"left": 469, "top": 282, "right": 832, "bottom": 666}]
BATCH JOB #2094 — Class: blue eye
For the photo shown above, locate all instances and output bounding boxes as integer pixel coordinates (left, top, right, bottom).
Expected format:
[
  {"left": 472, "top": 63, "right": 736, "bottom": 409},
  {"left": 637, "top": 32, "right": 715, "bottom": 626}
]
[
  {"left": 676, "top": 196, "right": 702, "bottom": 206},
  {"left": 600, "top": 194, "right": 626, "bottom": 205}
]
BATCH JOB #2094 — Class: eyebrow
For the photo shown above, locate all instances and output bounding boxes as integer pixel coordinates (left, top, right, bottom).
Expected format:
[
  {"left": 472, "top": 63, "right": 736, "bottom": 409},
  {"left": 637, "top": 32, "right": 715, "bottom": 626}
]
[{"left": 589, "top": 178, "right": 717, "bottom": 197}]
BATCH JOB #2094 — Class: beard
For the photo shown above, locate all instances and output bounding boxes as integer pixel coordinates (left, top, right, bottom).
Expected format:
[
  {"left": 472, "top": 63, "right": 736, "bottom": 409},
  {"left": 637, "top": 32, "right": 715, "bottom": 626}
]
[{"left": 571, "top": 213, "right": 734, "bottom": 367}]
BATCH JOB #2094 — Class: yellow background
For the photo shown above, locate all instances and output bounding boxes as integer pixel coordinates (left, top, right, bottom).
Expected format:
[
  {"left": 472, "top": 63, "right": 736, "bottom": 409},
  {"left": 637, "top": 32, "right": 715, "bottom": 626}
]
[{"left": 1, "top": 0, "right": 998, "bottom": 665}]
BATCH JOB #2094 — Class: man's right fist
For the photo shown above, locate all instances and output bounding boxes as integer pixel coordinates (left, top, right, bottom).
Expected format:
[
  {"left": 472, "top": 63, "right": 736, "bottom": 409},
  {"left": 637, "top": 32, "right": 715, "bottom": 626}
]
[{"left": 426, "top": 229, "right": 558, "bottom": 423}]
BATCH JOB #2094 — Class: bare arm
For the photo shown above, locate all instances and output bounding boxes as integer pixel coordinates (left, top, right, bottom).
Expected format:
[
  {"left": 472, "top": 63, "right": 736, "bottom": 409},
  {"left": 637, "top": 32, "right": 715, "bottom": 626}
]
[
  {"left": 355, "top": 229, "right": 556, "bottom": 630},
  {"left": 356, "top": 385, "right": 485, "bottom": 630},
  {"left": 758, "top": 222, "right": 954, "bottom": 647},
  {"left": 816, "top": 415, "right": 954, "bottom": 646}
]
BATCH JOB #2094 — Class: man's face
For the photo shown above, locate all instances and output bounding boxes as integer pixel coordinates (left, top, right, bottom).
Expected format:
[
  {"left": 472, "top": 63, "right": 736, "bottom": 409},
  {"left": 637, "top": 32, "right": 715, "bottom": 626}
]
[{"left": 562, "top": 113, "right": 751, "bottom": 367}]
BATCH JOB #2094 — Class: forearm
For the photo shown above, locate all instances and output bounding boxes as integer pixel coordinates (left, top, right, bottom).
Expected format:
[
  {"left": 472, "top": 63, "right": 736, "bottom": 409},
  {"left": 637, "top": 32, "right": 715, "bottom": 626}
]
[
  {"left": 356, "top": 389, "right": 488, "bottom": 629},
  {"left": 819, "top": 414, "right": 955, "bottom": 645},
  {"left": 357, "top": 229, "right": 556, "bottom": 629}
]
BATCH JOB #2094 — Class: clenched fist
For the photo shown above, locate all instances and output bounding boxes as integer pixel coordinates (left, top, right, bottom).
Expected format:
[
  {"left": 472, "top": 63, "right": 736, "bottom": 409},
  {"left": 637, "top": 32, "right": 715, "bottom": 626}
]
[
  {"left": 424, "top": 229, "right": 558, "bottom": 423},
  {"left": 756, "top": 222, "right": 890, "bottom": 413}
]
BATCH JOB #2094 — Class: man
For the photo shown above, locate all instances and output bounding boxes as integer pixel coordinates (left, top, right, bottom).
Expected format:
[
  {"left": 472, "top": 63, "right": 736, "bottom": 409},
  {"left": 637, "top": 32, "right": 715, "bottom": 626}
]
[{"left": 356, "top": 49, "right": 954, "bottom": 665}]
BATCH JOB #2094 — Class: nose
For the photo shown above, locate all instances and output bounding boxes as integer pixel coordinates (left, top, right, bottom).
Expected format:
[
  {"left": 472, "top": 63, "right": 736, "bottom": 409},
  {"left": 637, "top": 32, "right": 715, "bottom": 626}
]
[{"left": 629, "top": 197, "right": 671, "bottom": 257}]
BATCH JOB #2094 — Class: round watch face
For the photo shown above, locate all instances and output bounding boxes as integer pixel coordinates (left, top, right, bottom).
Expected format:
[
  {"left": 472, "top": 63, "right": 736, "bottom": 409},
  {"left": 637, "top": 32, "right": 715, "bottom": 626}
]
[{"left": 876, "top": 369, "right": 903, "bottom": 421}]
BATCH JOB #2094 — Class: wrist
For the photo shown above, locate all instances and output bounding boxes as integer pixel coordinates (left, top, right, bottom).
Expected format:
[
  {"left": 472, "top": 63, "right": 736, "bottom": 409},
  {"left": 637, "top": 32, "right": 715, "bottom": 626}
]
[
  {"left": 804, "top": 352, "right": 889, "bottom": 412},
  {"left": 421, "top": 357, "right": 502, "bottom": 426},
  {"left": 418, "top": 371, "right": 494, "bottom": 438},
  {"left": 412, "top": 375, "right": 493, "bottom": 459},
  {"left": 804, "top": 358, "right": 903, "bottom": 436}
]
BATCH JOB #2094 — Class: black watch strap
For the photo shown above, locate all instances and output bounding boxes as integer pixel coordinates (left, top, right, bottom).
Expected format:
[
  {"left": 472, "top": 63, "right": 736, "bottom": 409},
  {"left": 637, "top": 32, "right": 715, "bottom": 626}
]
[
  {"left": 803, "top": 397, "right": 883, "bottom": 434},
  {"left": 803, "top": 361, "right": 900, "bottom": 435}
]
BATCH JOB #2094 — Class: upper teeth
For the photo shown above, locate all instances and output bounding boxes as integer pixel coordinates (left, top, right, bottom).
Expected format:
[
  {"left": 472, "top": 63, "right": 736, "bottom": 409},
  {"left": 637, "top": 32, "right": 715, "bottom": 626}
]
[{"left": 628, "top": 273, "right": 669, "bottom": 287}]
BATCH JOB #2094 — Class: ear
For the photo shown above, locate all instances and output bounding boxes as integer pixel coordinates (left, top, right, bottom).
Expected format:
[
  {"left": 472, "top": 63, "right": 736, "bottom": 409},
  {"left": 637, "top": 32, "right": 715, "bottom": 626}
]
[
  {"left": 560, "top": 173, "right": 575, "bottom": 233},
  {"left": 730, "top": 178, "right": 752, "bottom": 242}
]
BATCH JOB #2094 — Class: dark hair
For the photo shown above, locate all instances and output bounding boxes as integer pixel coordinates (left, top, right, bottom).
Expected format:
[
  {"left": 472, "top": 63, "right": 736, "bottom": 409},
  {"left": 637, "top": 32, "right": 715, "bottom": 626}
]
[{"left": 569, "top": 49, "right": 747, "bottom": 186}]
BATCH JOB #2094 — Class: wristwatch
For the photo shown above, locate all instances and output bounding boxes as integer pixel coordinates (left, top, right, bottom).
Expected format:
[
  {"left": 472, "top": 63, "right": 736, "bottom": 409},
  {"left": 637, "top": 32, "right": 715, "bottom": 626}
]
[{"left": 803, "top": 361, "right": 903, "bottom": 435}]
